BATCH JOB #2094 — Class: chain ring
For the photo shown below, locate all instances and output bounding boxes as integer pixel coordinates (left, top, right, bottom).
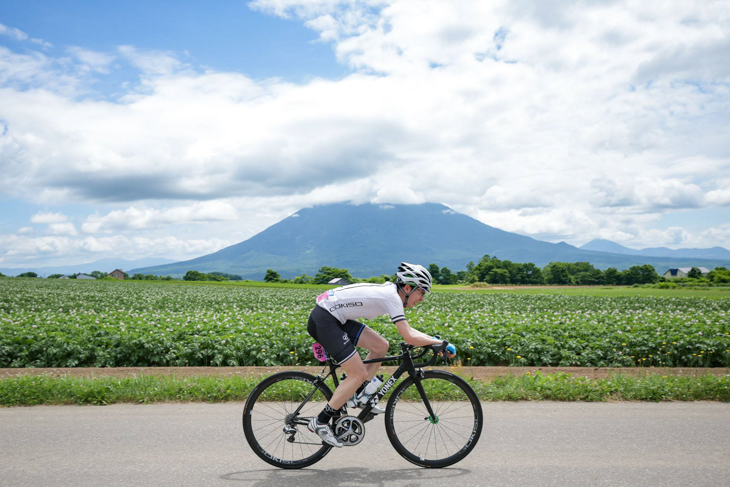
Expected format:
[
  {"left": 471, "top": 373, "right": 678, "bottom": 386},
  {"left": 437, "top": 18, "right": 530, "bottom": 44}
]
[{"left": 334, "top": 416, "right": 365, "bottom": 446}]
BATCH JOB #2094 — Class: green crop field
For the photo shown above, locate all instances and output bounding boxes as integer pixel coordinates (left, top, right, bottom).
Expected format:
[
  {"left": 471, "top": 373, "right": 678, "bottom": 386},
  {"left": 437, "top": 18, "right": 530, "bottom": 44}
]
[{"left": 1, "top": 278, "right": 729, "bottom": 368}]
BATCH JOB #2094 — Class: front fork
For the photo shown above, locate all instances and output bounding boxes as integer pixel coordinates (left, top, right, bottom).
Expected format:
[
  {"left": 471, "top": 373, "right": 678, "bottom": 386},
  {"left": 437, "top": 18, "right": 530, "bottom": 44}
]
[{"left": 411, "top": 368, "right": 439, "bottom": 423}]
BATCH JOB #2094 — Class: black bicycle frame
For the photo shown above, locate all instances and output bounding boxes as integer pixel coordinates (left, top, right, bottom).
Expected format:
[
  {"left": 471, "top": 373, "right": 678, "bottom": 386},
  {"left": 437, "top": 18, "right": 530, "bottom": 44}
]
[{"left": 309, "top": 343, "right": 440, "bottom": 422}]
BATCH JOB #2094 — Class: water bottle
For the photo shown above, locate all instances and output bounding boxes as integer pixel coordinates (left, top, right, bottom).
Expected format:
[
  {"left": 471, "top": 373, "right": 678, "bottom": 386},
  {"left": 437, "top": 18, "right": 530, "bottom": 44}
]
[{"left": 358, "top": 375, "right": 383, "bottom": 404}]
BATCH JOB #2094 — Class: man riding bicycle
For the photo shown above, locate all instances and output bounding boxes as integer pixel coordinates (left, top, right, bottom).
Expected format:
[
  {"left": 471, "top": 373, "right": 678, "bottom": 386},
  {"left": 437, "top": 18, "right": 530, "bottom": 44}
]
[{"left": 306, "top": 262, "right": 456, "bottom": 447}]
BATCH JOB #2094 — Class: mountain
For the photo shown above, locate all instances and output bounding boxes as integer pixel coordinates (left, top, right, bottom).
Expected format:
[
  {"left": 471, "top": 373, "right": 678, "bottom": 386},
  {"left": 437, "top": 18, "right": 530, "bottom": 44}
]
[
  {"left": 0, "top": 257, "right": 177, "bottom": 278},
  {"left": 581, "top": 239, "right": 730, "bottom": 260},
  {"left": 130, "top": 203, "right": 730, "bottom": 279}
]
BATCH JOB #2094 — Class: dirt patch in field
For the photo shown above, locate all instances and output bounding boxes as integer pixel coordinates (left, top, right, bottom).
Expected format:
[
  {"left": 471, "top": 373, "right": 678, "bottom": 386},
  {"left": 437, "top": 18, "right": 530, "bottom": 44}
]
[{"left": 0, "top": 366, "right": 726, "bottom": 380}]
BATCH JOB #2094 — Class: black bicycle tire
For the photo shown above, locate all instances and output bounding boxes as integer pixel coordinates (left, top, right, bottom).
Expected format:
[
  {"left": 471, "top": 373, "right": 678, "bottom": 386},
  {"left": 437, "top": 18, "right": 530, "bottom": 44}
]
[
  {"left": 242, "top": 371, "right": 333, "bottom": 469},
  {"left": 384, "top": 370, "right": 483, "bottom": 468}
]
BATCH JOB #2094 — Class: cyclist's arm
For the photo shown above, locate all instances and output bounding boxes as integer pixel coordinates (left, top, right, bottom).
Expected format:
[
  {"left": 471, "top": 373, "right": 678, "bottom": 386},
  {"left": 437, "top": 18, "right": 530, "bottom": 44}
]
[{"left": 394, "top": 320, "right": 443, "bottom": 347}]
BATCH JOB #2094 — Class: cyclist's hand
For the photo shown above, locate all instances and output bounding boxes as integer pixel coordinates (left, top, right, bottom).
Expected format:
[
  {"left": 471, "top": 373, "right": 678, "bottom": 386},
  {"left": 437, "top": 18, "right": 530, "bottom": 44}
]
[{"left": 433, "top": 339, "right": 456, "bottom": 358}]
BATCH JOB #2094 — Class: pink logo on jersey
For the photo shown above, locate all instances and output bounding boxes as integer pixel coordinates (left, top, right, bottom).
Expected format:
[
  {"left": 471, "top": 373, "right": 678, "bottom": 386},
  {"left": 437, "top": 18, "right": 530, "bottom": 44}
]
[{"left": 317, "top": 290, "right": 335, "bottom": 302}]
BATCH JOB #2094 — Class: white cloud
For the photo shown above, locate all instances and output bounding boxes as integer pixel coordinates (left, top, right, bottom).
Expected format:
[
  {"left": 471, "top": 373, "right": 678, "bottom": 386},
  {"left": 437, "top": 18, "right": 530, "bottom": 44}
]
[
  {"left": 0, "top": 47, "right": 83, "bottom": 95},
  {"left": 590, "top": 178, "right": 705, "bottom": 211},
  {"left": 481, "top": 184, "right": 553, "bottom": 210},
  {"left": 477, "top": 207, "right": 600, "bottom": 242},
  {"left": 0, "top": 23, "right": 29, "bottom": 41},
  {"left": 118, "top": 45, "right": 186, "bottom": 77},
  {"left": 706, "top": 179, "right": 730, "bottom": 207},
  {"left": 0, "top": 22, "right": 51, "bottom": 48},
  {"left": 67, "top": 47, "right": 115, "bottom": 73},
  {"left": 618, "top": 225, "right": 730, "bottom": 250},
  {"left": 0, "top": 234, "right": 231, "bottom": 264},
  {"left": 81, "top": 202, "right": 239, "bottom": 234},
  {"left": 48, "top": 222, "right": 78, "bottom": 236},
  {"left": 30, "top": 38, "right": 53, "bottom": 49},
  {"left": 31, "top": 212, "right": 68, "bottom": 224}
]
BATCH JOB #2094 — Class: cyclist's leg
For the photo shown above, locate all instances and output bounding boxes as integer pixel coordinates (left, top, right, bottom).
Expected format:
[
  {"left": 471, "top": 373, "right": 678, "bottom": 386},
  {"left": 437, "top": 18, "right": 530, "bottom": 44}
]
[
  {"left": 354, "top": 325, "right": 389, "bottom": 380},
  {"left": 307, "top": 306, "right": 368, "bottom": 419},
  {"left": 330, "top": 353, "right": 368, "bottom": 409}
]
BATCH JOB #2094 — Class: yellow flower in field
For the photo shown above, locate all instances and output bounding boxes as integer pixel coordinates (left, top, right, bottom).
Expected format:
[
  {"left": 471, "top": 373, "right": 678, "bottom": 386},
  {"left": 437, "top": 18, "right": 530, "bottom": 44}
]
[
  {"left": 467, "top": 358, "right": 471, "bottom": 361},
  {"left": 649, "top": 355, "right": 652, "bottom": 357},
  {"left": 261, "top": 349, "right": 266, "bottom": 352},
  {"left": 516, "top": 356, "right": 522, "bottom": 359},
  {"left": 662, "top": 376, "right": 668, "bottom": 378},
  {"left": 290, "top": 351, "right": 295, "bottom": 354},
  {"left": 507, "top": 348, "right": 511, "bottom": 351},
  {"left": 622, "top": 343, "right": 626, "bottom": 346},
  {"left": 526, "top": 371, "right": 531, "bottom": 375},
  {"left": 642, "top": 358, "right": 647, "bottom": 361},
  {"left": 663, "top": 342, "right": 666, "bottom": 345},
  {"left": 673, "top": 342, "right": 677, "bottom": 344},
  {"left": 692, "top": 353, "right": 697, "bottom": 356},
  {"left": 631, "top": 356, "right": 635, "bottom": 358}
]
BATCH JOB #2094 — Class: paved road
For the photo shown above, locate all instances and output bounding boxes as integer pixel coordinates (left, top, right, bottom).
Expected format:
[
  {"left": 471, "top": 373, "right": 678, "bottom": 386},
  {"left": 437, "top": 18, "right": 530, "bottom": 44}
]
[{"left": 2, "top": 402, "right": 729, "bottom": 487}]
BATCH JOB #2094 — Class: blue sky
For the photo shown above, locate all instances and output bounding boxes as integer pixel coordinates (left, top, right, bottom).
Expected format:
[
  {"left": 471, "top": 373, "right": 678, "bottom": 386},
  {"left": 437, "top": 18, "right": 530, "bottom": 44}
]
[
  {"left": 1, "top": 0, "right": 729, "bottom": 270},
  {"left": 0, "top": 0, "right": 346, "bottom": 82}
]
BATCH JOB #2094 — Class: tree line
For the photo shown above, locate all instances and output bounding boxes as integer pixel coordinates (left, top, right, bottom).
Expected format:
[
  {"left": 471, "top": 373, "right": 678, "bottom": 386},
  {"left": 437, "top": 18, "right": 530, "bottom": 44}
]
[
  {"left": 7, "top": 258, "right": 729, "bottom": 286},
  {"left": 263, "top": 267, "right": 388, "bottom": 285},
  {"left": 263, "top": 256, "right": 730, "bottom": 286},
  {"left": 182, "top": 271, "right": 243, "bottom": 282}
]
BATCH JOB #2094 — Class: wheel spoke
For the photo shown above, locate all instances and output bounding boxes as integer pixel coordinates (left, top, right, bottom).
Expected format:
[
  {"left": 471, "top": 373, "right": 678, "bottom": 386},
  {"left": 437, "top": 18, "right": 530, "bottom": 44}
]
[
  {"left": 435, "top": 424, "right": 452, "bottom": 456},
  {"left": 243, "top": 373, "right": 332, "bottom": 468},
  {"left": 386, "top": 374, "right": 482, "bottom": 466}
]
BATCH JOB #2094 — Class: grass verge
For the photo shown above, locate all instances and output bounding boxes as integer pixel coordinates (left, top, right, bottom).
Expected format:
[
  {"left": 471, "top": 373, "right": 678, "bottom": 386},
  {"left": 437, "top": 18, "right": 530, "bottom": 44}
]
[{"left": 1, "top": 371, "right": 729, "bottom": 406}]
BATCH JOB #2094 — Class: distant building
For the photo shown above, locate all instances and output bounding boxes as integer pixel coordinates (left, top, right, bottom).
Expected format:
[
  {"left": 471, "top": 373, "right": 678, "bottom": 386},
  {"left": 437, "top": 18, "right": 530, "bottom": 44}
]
[
  {"left": 328, "top": 278, "right": 350, "bottom": 286},
  {"left": 76, "top": 274, "right": 96, "bottom": 280},
  {"left": 109, "top": 269, "right": 125, "bottom": 280},
  {"left": 59, "top": 276, "right": 70, "bottom": 280},
  {"left": 663, "top": 267, "right": 710, "bottom": 279}
]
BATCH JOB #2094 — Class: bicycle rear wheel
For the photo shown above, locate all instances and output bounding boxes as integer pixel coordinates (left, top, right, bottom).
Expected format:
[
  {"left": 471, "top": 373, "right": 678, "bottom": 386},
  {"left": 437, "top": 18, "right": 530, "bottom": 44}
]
[
  {"left": 385, "top": 370, "right": 483, "bottom": 468},
  {"left": 242, "top": 371, "right": 333, "bottom": 469}
]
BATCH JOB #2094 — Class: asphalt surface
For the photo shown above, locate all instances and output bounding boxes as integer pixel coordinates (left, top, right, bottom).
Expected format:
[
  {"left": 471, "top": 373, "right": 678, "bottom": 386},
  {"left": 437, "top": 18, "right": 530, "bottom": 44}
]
[{"left": 1, "top": 402, "right": 729, "bottom": 487}]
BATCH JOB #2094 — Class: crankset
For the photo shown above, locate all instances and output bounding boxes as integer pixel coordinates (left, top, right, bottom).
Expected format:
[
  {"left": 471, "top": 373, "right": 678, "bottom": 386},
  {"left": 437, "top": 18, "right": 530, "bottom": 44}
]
[{"left": 334, "top": 416, "right": 365, "bottom": 446}]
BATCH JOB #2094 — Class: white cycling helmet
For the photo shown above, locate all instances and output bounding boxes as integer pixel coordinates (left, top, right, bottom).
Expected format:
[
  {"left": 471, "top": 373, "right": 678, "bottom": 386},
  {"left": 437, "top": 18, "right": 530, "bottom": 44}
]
[{"left": 395, "top": 262, "right": 433, "bottom": 293}]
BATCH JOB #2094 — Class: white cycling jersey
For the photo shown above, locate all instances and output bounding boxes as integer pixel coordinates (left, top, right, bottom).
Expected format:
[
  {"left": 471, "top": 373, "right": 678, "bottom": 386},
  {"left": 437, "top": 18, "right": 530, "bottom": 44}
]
[{"left": 316, "top": 282, "right": 406, "bottom": 325}]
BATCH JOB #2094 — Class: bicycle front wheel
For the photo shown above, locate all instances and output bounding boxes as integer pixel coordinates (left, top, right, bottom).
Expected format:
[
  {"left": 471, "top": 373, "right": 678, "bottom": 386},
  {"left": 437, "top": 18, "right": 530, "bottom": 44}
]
[
  {"left": 242, "top": 371, "right": 333, "bottom": 469},
  {"left": 385, "top": 370, "right": 483, "bottom": 468}
]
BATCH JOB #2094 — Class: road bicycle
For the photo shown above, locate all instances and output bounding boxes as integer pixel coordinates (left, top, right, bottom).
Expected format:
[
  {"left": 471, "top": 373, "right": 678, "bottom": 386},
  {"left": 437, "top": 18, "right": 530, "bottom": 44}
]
[{"left": 242, "top": 341, "right": 483, "bottom": 469}]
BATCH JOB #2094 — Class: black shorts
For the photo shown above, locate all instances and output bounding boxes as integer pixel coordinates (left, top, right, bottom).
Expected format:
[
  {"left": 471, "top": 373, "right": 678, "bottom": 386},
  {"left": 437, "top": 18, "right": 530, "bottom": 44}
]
[{"left": 307, "top": 305, "right": 365, "bottom": 364}]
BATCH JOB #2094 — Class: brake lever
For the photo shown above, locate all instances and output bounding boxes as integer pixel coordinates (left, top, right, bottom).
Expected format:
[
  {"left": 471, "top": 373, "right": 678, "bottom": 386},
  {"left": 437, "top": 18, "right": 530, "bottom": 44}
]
[{"left": 441, "top": 350, "right": 450, "bottom": 366}]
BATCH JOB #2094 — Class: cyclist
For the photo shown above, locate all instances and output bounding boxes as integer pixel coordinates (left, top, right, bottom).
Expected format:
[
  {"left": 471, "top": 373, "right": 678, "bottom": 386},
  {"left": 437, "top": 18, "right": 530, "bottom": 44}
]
[{"left": 306, "top": 262, "right": 456, "bottom": 447}]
